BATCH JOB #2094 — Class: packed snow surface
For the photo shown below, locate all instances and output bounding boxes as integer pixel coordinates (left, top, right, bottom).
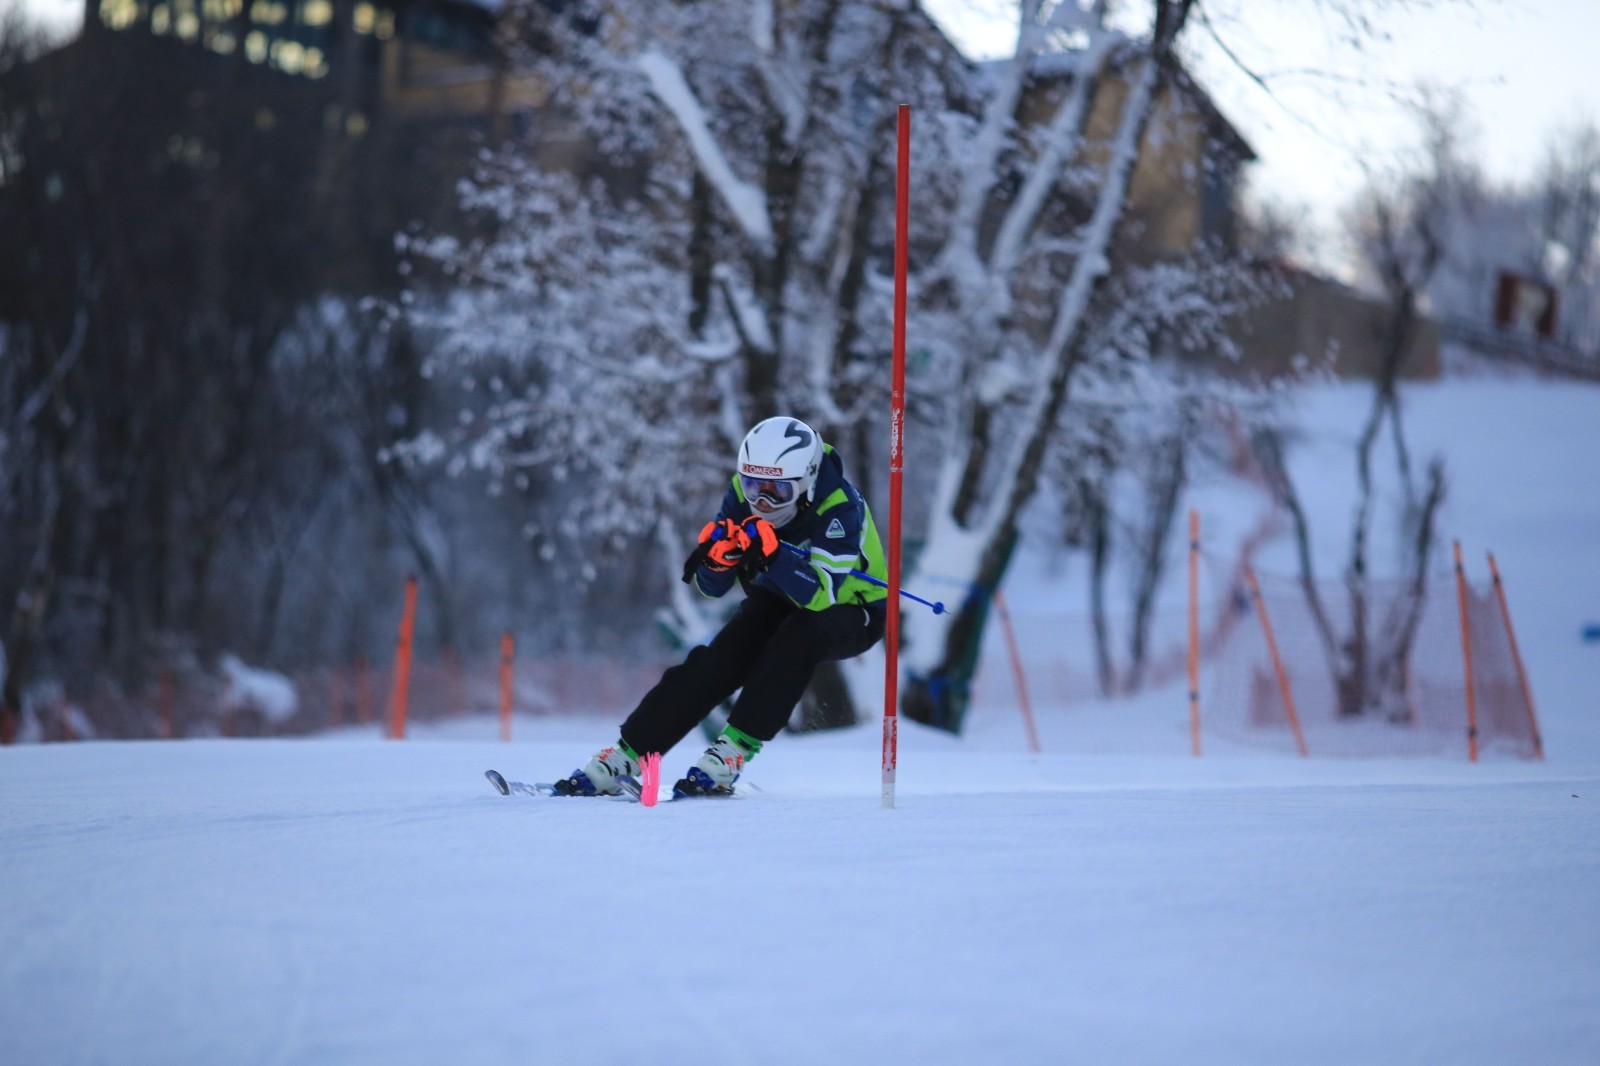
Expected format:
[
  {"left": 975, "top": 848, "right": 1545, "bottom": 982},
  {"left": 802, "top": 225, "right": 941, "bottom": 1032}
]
[
  {"left": 3, "top": 375, "right": 1598, "bottom": 1063},
  {"left": 1, "top": 734, "right": 1596, "bottom": 1065}
]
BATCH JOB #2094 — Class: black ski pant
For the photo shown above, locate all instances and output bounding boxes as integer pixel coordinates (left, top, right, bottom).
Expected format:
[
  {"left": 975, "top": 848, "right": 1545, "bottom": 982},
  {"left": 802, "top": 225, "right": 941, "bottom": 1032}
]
[{"left": 620, "top": 588, "right": 886, "bottom": 758}]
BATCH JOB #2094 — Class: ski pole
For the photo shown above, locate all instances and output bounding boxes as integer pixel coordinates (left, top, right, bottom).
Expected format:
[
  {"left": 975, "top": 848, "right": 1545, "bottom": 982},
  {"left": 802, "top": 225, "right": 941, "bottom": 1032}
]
[{"left": 777, "top": 541, "right": 945, "bottom": 614}]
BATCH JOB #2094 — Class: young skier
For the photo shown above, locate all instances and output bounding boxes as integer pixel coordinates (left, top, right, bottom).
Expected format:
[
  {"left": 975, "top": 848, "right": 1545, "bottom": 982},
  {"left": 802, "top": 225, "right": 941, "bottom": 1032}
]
[{"left": 555, "top": 416, "right": 888, "bottom": 797}]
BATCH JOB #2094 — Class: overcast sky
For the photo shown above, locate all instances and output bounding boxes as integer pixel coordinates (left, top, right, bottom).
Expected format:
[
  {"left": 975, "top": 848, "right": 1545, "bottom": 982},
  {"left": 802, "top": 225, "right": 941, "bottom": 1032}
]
[{"left": 926, "top": 0, "right": 1599, "bottom": 255}]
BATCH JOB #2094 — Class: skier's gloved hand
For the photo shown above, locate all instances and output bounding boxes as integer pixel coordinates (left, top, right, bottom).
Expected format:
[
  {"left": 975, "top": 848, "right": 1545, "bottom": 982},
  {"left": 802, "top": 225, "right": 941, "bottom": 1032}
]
[
  {"left": 736, "top": 517, "right": 780, "bottom": 577},
  {"left": 681, "top": 519, "right": 749, "bottom": 582},
  {"left": 704, "top": 530, "right": 750, "bottom": 572},
  {"left": 698, "top": 518, "right": 742, "bottom": 545}
]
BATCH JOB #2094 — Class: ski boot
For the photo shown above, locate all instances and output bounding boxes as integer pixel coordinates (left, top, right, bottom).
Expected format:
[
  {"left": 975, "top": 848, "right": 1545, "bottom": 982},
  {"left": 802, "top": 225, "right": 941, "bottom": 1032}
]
[
  {"left": 553, "top": 742, "right": 639, "bottom": 796},
  {"left": 673, "top": 728, "right": 761, "bottom": 798}
]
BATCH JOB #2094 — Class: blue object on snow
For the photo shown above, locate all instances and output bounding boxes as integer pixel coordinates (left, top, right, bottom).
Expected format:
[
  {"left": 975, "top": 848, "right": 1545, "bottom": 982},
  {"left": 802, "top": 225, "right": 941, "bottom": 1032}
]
[{"left": 1583, "top": 623, "right": 1600, "bottom": 644}]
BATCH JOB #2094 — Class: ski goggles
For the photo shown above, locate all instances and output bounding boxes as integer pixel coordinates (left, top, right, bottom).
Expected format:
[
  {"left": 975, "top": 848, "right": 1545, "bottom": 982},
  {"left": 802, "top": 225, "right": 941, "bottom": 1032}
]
[{"left": 739, "top": 475, "right": 798, "bottom": 510}]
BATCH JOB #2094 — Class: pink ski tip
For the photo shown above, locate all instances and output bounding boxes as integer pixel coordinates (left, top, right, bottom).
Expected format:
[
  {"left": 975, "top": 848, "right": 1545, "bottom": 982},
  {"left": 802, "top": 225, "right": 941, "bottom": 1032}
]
[{"left": 640, "top": 752, "right": 662, "bottom": 807}]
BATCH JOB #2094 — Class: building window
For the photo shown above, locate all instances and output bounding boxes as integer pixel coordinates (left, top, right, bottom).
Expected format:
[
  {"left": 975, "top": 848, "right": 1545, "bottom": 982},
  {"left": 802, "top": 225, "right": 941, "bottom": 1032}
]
[
  {"left": 250, "top": 1, "right": 288, "bottom": 26},
  {"left": 99, "top": 0, "right": 139, "bottom": 30}
]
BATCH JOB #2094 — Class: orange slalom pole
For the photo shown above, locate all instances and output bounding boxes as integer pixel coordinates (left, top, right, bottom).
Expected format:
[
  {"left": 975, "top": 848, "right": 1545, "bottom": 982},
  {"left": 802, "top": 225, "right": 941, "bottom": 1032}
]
[
  {"left": 993, "top": 590, "right": 1041, "bottom": 754},
  {"left": 1244, "top": 566, "right": 1308, "bottom": 757},
  {"left": 1488, "top": 552, "right": 1541, "bottom": 759},
  {"left": 389, "top": 575, "right": 418, "bottom": 740},
  {"left": 1187, "top": 509, "right": 1202, "bottom": 757},
  {"left": 499, "top": 632, "right": 514, "bottom": 743},
  {"left": 1453, "top": 541, "right": 1479, "bottom": 762}
]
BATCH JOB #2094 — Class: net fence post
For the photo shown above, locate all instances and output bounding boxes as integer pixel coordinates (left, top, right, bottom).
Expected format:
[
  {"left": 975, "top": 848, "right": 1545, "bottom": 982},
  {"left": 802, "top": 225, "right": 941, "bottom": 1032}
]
[
  {"left": 388, "top": 575, "right": 418, "bottom": 740},
  {"left": 1487, "top": 552, "right": 1542, "bottom": 759},
  {"left": 499, "top": 632, "right": 514, "bottom": 743},
  {"left": 1245, "top": 565, "right": 1308, "bottom": 758}
]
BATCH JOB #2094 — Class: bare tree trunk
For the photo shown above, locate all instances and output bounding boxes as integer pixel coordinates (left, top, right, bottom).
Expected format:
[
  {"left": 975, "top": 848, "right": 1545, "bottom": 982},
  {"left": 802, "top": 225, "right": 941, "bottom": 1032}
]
[
  {"left": 1250, "top": 428, "right": 1342, "bottom": 671},
  {"left": 1085, "top": 481, "right": 1115, "bottom": 697},
  {"left": 1127, "top": 432, "right": 1186, "bottom": 690},
  {"left": 1373, "top": 459, "right": 1446, "bottom": 721}
]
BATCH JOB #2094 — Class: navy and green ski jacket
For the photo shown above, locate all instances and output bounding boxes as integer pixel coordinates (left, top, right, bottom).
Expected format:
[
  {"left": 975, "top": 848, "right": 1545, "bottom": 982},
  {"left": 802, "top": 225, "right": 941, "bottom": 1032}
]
[{"left": 691, "top": 445, "right": 889, "bottom": 613}]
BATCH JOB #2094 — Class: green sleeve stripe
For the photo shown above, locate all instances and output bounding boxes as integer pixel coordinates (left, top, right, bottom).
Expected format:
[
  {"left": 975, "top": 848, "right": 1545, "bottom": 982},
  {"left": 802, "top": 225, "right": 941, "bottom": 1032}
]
[{"left": 813, "top": 487, "right": 850, "bottom": 514}]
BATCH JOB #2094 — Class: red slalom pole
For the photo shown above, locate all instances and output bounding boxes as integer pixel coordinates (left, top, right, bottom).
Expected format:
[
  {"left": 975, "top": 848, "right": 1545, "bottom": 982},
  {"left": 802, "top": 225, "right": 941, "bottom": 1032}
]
[{"left": 882, "top": 104, "right": 910, "bottom": 809}]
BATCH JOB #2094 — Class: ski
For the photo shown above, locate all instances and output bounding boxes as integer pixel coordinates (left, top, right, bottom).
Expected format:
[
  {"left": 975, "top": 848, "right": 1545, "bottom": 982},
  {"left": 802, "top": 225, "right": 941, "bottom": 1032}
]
[
  {"left": 617, "top": 774, "right": 740, "bottom": 803},
  {"left": 484, "top": 769, "right": 561, "bottom": 798},
  {"left": 484, "top": 768, "right": 743, "bottom": 802}
]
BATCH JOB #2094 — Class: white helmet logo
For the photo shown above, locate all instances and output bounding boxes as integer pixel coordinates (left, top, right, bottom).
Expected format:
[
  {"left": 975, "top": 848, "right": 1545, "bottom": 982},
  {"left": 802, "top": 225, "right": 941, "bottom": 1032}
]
[{"left": 776, "top": 421, "right": 813, "bottom": 461}]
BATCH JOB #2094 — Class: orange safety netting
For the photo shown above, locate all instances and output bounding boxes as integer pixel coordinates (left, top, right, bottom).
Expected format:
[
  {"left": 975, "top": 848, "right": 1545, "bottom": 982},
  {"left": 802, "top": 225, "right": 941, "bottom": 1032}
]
[{"left": 967, "top": 545, "right": 1541, "bottom": 760}]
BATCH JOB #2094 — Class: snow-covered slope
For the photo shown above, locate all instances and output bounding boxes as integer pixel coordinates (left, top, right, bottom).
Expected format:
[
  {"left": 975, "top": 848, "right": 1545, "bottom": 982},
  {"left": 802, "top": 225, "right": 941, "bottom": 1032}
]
[
  {"left": 2, "top": 375, "right": 1598, "bottom": 1065},
  {"left": 1, "top": 733, "right": 1595, "bottom": 1065}
]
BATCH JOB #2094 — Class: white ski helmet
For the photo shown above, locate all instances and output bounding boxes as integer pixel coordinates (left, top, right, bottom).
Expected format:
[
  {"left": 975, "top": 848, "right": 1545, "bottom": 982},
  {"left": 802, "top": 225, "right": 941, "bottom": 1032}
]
[{"left": 736, "top": 416, "right": 824, "bottom": 526}]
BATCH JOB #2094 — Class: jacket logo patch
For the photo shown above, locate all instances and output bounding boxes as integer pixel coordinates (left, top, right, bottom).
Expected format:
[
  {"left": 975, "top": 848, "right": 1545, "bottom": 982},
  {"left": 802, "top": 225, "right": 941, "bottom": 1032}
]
[{"left": 826, "top": 518, "right": 846, "bottom": 539}]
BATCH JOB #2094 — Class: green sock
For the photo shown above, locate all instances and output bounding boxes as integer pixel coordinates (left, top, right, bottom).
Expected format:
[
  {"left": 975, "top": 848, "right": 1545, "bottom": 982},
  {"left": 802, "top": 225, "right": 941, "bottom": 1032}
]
[
  {"left": 618, "top": 738, "right": 641, "bottom": 763},
  {"left": 719, "top": 725, "right": 763, "bottom": 760}
]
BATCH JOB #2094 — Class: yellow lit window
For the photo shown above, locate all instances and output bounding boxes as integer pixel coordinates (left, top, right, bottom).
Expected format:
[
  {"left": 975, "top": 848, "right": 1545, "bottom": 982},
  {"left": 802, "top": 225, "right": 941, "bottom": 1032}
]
[
  {"left": 250, "top": 0, "right": 285, "bottom": 24},
  {"left": 345, "top": 112, "right": 368, "bottom": 136},
  {"left": 300, "top": 0, "right": 331, "bottom": 26},
  {"left": 100, "top": 0, "right": 139, "bottom": 30},
  {"left": 352, "top": 2, "right": 374, "bottom": 34},
  {"left": 274, "top": 39, "right": 306, "bottom": 74},
  {"left": 150, "top": 4, "right": 170, "bottom": 33},
  {"left": 244, "top": 30, "right": 267, "bottom": 63},
  {"left": 374, "top": 10, "right": 394, "bottom": 39},
  {"left": 176, "top": 11, "right": 199, "bottom": 38},
  {"left": 303, "top": 46, "right": 328, "bottom": 78},
  {"left": 209, "top": 30, "right": 236, "bottom": 53}
]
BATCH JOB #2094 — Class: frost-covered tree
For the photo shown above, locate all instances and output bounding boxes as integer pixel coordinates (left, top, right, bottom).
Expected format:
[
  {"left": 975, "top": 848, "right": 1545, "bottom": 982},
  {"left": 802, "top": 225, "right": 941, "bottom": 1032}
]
[
  {"left": 403, "top": 0, "right": 974, "bottom": 724},
  {"left": 1528, "top": 118, "right": 1600, "bottom": 351},
  {"left": 409, "top": 0, "right": 1271, "bottom": 731},
  {"left": 1414, "top": 114, "right": 1600, "bottom": 357},
  {"left": 891, "top": 0, "right": 1272, "bottom": 729},
  {"left": 0, "top": 14, "right": 504, "bottom": 732}
]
